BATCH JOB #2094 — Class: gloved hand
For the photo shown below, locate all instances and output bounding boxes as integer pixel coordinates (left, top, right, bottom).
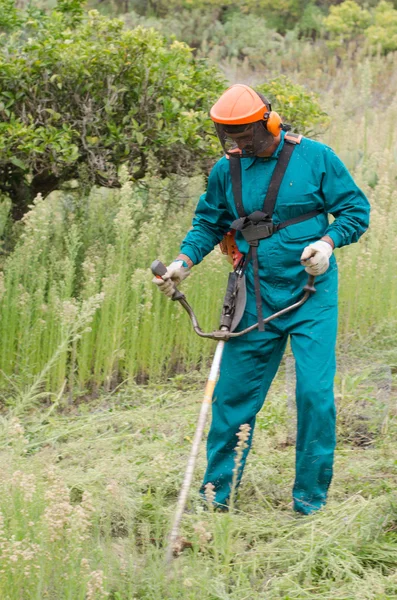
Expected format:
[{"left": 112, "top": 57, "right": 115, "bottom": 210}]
[
  {"left": 300, "top": 240, "right": 333, "bottom": 276},
  {"left": 152, "top": 260, "right": 191, "bottom": 298}
]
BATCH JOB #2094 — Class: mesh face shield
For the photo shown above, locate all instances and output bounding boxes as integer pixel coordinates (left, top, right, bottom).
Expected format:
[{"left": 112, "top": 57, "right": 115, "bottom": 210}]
[{"left": 215, "top": 121, "right": 275, "bottom": 157}]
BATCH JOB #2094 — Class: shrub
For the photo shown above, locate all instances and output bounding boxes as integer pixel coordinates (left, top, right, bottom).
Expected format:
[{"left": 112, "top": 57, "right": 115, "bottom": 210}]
[
  {"left": 0, "top": 3, "right": 224, "bottom": 218},
  {"left": 365, "top": 1, "right": 397, "bottom": 53},
  {"left": 123, "top": 8, "right": 225, "bottom": 54},
  {"left": 0, "top": 0, "right": 22, "bottom": 31},
  {"left": 211, "top": 12, "right": 284, "bottom": 64},
  {"left": 240, "top": 0, "right": 310, "bottom": 33},
  {"left": 257, "top": 76, "right": 329, "bottom": 137},
  {"left": 323, "top": 0, "right": 371, "bottom": 46}
]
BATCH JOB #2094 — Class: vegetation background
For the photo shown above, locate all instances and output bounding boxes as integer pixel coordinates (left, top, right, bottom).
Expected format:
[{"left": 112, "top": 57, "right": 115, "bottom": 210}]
[{"left": 0, "top": 0, "right": 396, "bottom": 598}]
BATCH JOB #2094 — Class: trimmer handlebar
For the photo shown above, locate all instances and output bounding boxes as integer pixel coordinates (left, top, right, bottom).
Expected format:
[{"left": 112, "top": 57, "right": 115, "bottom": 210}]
[{"left": 151, "top": 259, "right": 316, "bottom": 341}]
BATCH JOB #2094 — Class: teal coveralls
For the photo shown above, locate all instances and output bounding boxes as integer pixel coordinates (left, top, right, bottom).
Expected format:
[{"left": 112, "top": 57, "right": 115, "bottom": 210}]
[{"left": 180, "top": 132, "right": 370, "bottom": 514}]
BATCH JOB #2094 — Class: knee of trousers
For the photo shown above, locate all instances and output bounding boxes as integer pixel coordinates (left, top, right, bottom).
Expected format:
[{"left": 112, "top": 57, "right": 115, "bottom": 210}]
[
  {"left": 295, "top": 384, "right": 336, "bottom": 449},
  {"left": 296, "top": 375, "right": 336, "bottom": 411},
  {"left": 210, "top": 372, "right": 266, "bottom": 427},
  {"left": 207, "top": 405, "right": 256, "bottom": 455}
]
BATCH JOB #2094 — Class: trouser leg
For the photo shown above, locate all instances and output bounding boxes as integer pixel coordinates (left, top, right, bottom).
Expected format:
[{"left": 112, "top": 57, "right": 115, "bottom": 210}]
[
  {"left": 289, "top": 303, "right": 338, "bottom": 514},
  {"left": 201, "top": 315, "right": 288, "bottom": 507}
]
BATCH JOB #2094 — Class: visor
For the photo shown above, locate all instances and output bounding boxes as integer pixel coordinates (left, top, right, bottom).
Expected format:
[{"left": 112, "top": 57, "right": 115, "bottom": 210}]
[{"left": 215, "top": 121, "right": 275, "bottom": 157}]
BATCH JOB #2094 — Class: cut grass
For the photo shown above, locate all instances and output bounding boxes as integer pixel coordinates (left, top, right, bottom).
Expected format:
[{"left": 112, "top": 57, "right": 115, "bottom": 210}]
[{"left": 0, "top": 365, "right": 395, "bottom": 599}]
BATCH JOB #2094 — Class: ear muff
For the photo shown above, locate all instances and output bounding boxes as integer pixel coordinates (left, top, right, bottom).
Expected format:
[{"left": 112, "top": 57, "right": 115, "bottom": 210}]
[{"left": 264, "top": 110, "right": 282, "bottom": 136}]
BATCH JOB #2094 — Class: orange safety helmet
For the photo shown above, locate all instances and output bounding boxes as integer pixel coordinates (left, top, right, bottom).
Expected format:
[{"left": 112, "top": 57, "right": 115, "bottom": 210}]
[
  {"left": 210, "top": 84, "right": 283, "bottom": 137},
  {"left": 210, "top": 84, "right": 283, "bottom": 157}
]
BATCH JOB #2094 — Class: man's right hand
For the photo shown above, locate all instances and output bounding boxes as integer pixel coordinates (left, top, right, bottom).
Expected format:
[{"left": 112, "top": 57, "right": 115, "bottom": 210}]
[{"left": 152, "top": 260, "right": 191, "bottom": 298}]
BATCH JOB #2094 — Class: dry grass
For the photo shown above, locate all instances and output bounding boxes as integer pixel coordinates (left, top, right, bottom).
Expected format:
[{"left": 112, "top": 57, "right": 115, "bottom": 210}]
[{"left": 0, "top": 361, "right": 395, "bottom": 598}]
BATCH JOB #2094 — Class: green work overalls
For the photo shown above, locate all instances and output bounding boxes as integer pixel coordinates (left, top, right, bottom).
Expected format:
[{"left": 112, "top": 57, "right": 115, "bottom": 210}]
[{"left": 180, "top": 132, "right": 370, "bottom": 514}]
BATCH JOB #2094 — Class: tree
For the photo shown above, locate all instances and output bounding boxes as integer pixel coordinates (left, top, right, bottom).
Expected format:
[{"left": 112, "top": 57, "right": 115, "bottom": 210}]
[
  {"left": 323, "top": 0, "right": 371, "bottom": 46},
  {"left": 365, "top": 1, "right": 397, "bottom": 53},
  {"left": 0, "top": 2, "right": 224, "bottom": 218}
]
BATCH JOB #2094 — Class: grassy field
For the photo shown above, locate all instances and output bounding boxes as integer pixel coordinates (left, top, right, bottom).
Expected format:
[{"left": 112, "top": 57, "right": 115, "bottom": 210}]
[
  {"left": 1, "top": 44, "right": 397, "bottom": 391},
  {"left": 1, "top": 4, "right": 397, "bottom": 597},
  {"left": 0, "top": 352, "right": 396, "bottom": 599}
]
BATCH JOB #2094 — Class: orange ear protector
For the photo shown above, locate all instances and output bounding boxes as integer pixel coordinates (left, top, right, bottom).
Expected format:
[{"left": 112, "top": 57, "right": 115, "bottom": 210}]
[
  {"left": 263, "top": 108, "right": 282, "bottom": 136},
  {"left": 254, "top": 91, "right": 283, "bottom": 136}
]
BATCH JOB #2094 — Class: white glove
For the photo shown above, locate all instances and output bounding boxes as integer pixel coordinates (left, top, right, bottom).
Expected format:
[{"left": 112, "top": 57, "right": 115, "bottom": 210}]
[
  {"left": 300, "top": 240, "right": 333, "bottom": 276},
  {"left": 152, "top": 260, "right": 190, "bottom": 298}
]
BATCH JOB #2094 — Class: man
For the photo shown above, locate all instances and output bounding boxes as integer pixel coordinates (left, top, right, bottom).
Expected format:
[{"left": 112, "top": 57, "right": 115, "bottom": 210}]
[{"left": 153, "top": 84, "right": 370, "bottom": 515}]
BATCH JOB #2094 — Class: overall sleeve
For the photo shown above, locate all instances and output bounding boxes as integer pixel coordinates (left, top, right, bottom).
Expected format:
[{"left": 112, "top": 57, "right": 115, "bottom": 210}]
[
  {"left": 321, "top": 147, "right": 370, "bottom": 248},
  {"left": 179, "top": 164, "right": 232, "bottom": 265}
]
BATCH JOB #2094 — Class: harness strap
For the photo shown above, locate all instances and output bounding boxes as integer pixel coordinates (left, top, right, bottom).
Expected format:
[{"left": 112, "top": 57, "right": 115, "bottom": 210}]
[
  {"left": 229, "top": 155, "right": 245, "bottom": 218},
  {"left": 262, "top": 141, "right": 296, "bottom": 218},
  {"left": 250, "top": 245, "right": 263, "bottom": 330},
  {"left": 275, "top": 209, "right": 322, "bottom": 231}
]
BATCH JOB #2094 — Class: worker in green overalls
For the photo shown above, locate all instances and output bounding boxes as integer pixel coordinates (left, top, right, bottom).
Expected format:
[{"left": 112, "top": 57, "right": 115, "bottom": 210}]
[{"left": 153, "top": 84, "right": 370, "bottom": 515}]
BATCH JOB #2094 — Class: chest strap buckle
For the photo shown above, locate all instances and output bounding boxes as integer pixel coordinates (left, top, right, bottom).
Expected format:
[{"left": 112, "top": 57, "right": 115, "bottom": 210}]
[{"left": 230, "top": 211, "right": 276, "bottom": 246}]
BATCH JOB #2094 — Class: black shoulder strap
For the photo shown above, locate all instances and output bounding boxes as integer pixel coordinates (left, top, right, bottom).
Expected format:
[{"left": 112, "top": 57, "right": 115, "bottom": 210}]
[
  {"left": 262, "top": 141, "right": 296, "bottom": 218},
  {"left": 229, "top": 138, "right": 298, "bottom": 220},
  {"left": 229, "top": 155, "right": 245, "bottom": 218}
]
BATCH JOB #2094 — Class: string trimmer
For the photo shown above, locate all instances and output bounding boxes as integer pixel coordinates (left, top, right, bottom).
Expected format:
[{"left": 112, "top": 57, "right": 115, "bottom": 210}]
[{"left": 151, "top": 259, "right": 316, "bottom": 564}]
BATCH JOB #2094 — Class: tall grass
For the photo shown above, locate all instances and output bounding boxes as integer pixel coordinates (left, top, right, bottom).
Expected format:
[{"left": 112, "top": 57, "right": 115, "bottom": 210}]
[
  {"left": 0, "top": 173, "right": 227, "bottom": 392},
  {"left": 1, "top": 46, "right": 397, "bottom": 392}
]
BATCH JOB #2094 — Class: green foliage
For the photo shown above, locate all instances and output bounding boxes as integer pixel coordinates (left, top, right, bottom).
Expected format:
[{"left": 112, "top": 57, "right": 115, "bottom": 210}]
[
  {"left": 214, "top": 12, "right": 284, "bottom": 63},
  {"left": 323, "top": 0, "right": 397, "bottom": 53},
  {"left": 130, "top": 0, "right": 314, "bottom": 34},
  {"left": 124, "top": 9, "right": 286, "bottom": 68},
  {"left": 240, "top": 0, "right": 310, "bottom": 33},
  {"left": 56, "top": 0, "right": 86, "bottom": 24},
  {"left": 130, "top": 0, "right": 227, "bottom": 19},
  {"left": 0, "top": 7, "right": 224, "bottom": 217},
  {"left": 296, "top": 2, "right": 325, "bottom": 37},
  {"left": 123, "top": 9, "right": 225, "bottom": 54},
  {"left": 0, "top": 0, "right": 22, "bottom": 31},
  {"left": 365, "top": 1, "right": 397, "bottom": 53},
  {"left": 257, "top": 76, "right": 330, "bottom": 137},
  {"left": 323, "top": 0, "right": 371, "bottom": 45}
]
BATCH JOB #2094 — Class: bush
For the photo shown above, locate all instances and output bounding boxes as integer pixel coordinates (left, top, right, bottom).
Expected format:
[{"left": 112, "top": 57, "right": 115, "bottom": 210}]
[
  {"left": 365, "top": 1, "right": 397, "bottom": 53},
  {"left": 323, "top": 0, "right": 371, "bottom": 47},
  {"left": 257, "top": 76, "right": 329, "bottom": 137},
  {"left": 240, "top": 0, "right": 311, "bottom": 33},
  {"left": 323, "top": 0, "right": 397, "bottom": 53},
  {"left": 0, "top": 2, "right": 224, "bottom": 218},
  {"left": 210, "top": 12, "right": 284, "bottom": 64},
  {"left": 0, "top": 0, "right": 22, "bottom": 31},
  {"left": 123, "top": 8, "right": 226, "bottom": 54}
]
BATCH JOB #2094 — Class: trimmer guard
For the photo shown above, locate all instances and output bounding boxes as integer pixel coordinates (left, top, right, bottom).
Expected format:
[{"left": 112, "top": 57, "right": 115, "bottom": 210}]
[
  {"left": 230, "top": 274, "right": 246, "bottom": 332},
  {"left": 220, "top": 271, "right": 247, "bottom": 332}
]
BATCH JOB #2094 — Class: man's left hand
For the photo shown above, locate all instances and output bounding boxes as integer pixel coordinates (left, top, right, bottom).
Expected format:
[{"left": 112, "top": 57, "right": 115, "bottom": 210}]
[{"left": 300, "top": 240, "right": 333, "bottom": 275}]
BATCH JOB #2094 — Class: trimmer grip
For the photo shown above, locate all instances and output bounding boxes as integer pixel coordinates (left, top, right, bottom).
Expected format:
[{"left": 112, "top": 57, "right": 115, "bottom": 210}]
[
  {"left": 151, "top": 259, "right": 185, "bottom": 302},
  {"left": 151, "top": 260, "right": 167, "bottom": 278}
]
